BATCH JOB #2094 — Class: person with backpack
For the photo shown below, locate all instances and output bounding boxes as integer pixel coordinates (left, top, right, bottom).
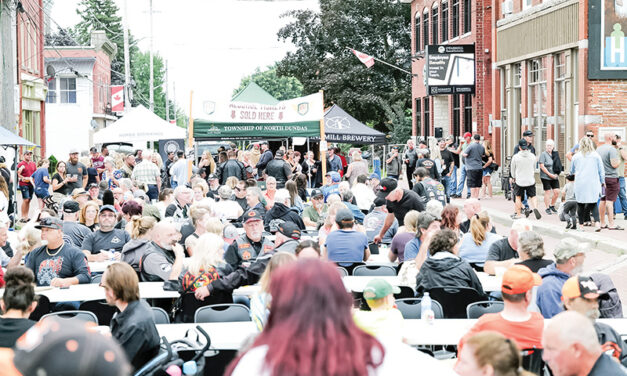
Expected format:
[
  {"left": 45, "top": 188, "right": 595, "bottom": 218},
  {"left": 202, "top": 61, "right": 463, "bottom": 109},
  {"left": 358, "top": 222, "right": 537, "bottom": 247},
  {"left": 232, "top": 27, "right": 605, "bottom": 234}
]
[
  {"left": 412, "top": 167, "right": 446, "bottom": 207},
  {"left": 538, "top": 139, "right": 562, "bottom": 215},
  {"left": 217, "top": 150, "right": 246, "bottom": 184}
]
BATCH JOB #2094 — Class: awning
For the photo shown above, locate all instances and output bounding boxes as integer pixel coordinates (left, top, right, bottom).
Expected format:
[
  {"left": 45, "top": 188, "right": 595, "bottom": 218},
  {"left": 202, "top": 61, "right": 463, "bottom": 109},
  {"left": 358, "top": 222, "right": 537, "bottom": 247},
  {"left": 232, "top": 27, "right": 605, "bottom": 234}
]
[
  {"left": 315, "top": 105, "right": 386, "bottom": 145},
  {"left": 0, "top": 126, "right": 38, "bottom": 147},
  {"left": 93, "top": 105, "right": 185, "bottom": 143}
]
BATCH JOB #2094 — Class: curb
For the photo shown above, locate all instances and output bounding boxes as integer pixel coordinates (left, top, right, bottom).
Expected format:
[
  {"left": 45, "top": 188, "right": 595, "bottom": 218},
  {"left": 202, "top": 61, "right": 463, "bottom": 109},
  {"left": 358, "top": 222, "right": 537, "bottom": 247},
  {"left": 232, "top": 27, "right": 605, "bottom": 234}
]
[{"left": 451, "top": 201, "right": 627, "bottom": 256}]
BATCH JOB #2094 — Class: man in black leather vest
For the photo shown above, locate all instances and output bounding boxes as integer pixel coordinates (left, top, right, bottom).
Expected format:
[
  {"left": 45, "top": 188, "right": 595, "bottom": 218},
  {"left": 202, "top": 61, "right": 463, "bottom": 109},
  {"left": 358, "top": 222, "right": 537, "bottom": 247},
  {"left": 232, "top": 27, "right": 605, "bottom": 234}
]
[{"left": 263, "top": 150, "right": 292, "bottom": 189}]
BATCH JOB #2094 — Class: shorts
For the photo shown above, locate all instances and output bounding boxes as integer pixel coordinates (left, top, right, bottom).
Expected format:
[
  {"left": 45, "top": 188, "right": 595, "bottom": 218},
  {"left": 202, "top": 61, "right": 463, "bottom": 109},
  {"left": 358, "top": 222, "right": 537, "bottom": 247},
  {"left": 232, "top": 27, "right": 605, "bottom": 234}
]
[
  {"left": 18, "top": 185, "right": 34, "bottom": 200},
  {"left": 467, "top": 169, "right": 483, "bottom": 188},
  {"left": 34, "top": 187, "right": 50, "bottom": 199},
  {"left": 541, "top": 178, "right": 560, "bottom": 191},
  {"left": 482, "top": 168, "right": 491, "bottom": 177},
  {"left": 514, "top": 183, "right": 536, "bottom": 199},
  {"left": 601, "top": 177, "right": 620, "bottom": 201}
]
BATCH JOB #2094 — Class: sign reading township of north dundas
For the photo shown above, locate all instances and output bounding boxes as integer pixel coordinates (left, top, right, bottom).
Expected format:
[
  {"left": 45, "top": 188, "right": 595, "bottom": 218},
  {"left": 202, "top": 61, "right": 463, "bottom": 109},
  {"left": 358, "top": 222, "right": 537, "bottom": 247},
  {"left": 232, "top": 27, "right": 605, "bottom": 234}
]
[{"left": 194, "top": 93, "right": 323, "bottom": 140}]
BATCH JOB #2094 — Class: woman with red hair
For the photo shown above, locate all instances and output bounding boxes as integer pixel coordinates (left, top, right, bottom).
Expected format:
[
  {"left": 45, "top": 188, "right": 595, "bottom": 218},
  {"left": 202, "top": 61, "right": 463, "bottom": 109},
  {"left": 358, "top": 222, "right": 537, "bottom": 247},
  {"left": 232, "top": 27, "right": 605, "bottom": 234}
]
[
  {"left": 440, "top": 204, "right": 462, "bottom": 237},
  {"left": 226, "top": 259, "right": 457, "bottom": 376}
]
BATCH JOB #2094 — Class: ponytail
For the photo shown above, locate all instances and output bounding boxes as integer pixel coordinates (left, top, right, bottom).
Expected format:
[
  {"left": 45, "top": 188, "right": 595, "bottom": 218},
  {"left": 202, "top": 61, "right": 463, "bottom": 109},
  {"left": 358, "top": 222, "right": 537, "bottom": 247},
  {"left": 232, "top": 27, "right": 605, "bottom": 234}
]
[
  {"left": 130, "top": 215, "right": 156, "bottom": 239},
  {"left": 470, "top": 211, "right": 490, "bottom": 246}
]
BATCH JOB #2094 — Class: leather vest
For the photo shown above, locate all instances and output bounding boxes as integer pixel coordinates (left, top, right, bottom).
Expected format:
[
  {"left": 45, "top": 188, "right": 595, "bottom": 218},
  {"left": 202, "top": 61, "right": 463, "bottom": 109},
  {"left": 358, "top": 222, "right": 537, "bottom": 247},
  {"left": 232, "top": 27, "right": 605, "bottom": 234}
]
[
  {"left": 234, "top": 235, "right": 274, "bottom": 263},
  {"left": 265, "top": 159, "right": 289, "bottom": 186}
]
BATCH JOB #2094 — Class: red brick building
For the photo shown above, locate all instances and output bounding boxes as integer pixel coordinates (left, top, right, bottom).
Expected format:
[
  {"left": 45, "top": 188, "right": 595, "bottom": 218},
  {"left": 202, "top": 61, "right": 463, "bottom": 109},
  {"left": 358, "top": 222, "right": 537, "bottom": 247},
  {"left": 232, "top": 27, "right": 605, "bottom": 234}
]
[
  {"left": 491, "top": 0, "right": 627, "bottom": 166},
  {"left": 409, "top": 0, "right": 493, "bottom": 146}
]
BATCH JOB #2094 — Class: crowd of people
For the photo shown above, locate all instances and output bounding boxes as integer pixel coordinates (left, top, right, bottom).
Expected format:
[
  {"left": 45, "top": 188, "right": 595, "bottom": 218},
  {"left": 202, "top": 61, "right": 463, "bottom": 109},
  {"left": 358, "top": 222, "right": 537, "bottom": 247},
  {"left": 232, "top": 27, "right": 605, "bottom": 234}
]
[{"left": 0, "top": 136, "right": 625, "bottom": 375}]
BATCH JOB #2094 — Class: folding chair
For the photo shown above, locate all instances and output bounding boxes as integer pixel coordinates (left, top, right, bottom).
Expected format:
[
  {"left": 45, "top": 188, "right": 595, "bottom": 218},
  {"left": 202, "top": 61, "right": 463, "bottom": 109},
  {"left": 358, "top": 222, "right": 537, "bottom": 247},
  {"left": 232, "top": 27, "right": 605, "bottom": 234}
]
[
  {"left": 336, "top": 267, "right": 349, "bottom": 277},
  {"left": 194, "top": 303, "right": 251, "bottom": 323},
  {"left": 79, "top": 300, "right": 119, "bottom": 326},
  {"left": 426, "top": 286, "right": 485, "bottom": 318},
  {"left": 466, "top": 301, "right": 505, "bottom": 319},
  {"left": 352, "top": 265, "right": 397, "bottom": 276},
  {"left": 41, "top": 310, "right": 98, "bottom": 324},
  {"left": 395, "top": 298, "right": 444, "bottom": 319},
  {"left": 151, "top": 307, "right": 171, "bottom": 324}
]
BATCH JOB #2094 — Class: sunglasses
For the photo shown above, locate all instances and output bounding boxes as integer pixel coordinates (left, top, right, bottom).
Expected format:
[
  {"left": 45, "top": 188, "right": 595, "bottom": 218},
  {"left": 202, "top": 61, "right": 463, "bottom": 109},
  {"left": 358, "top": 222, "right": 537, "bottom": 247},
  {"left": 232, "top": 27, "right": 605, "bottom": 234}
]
[{"left": 586, "top": 134, "right": 594, "bottom": 138}]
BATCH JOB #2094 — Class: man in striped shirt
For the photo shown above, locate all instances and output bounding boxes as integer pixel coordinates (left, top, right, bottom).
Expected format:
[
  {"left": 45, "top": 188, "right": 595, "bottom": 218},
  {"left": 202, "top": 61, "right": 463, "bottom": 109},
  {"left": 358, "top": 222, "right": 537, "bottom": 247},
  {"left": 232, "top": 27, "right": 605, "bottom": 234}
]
[{"left": 131, "top": 150, "right": 161, "bottom": 201}]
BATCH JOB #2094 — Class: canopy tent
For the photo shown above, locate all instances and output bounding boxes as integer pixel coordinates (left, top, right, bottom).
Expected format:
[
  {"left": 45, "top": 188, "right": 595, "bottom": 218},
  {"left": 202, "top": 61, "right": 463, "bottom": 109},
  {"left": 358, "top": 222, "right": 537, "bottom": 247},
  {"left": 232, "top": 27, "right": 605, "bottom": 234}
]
[
  {"left": 93, "top": 105, "right": 185, "bottom": 144},
  {"left": 316, "top": 105, "right": 386, "bottom": 145},
  {"left": 231, "top": 82, "right": 279, "bottom": 105},
  {"left": 0, "top": 126, "right": 38, "bottom": 147}
]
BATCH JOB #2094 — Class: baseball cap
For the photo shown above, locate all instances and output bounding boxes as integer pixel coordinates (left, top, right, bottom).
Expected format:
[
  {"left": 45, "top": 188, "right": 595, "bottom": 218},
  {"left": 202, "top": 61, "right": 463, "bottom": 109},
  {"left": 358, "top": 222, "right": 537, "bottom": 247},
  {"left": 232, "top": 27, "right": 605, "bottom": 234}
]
[
  {"left": 362, "top": 278, "right": 400, "bottom": 300},
  {"left": 23, "top": 150, "right": 33, "bottom": 155},
  {"left": 98, "top": 204, "right": 116, "bottom": 214},
  {"left": 463, "top": 132, "right": 472, "bottom": 139},
  {"left": 208, "top": 173, "right": 219, "bottom": 180},
  {"left": 277, "top": 222, "right": 301, "bottom": 240},
  {"left": 377, "top": 178, "right": 398, "bottom": 199},
  {"left": 368, "top": 173, "right": 381, "bottom": 181},
  {"left": 327, "top": 171, "right": 341, "bottom": 183},
  {"left": 243, "top": 209, "right": 264, "bottom": 223},
  {"left": 501, "top": 265, "right": 542, "bottom": 294},
  {"left": 62, "top": 200, "right": 80, "bottom": 214},
  {"left": 417, "top": 212, "right": 438, "bottom": 229},
  {"left": 553, "top": 238, "right": 586, "bottom": 262},
  {"left": 334, "top": 208, "right": 355, "bottom": 224},
  {"left": 89, "top": 146, "right": 97, "bottom": 153},
  {"left": 4, "top": 316, "right": 131, "bottom": 376},
  {"left": 562, "top": 275, "right": 609, "bottom": 301},
  {"left": 373, "top": 197, "right": 387, "bottom": 207},
  {"left": 275, "top": 149, "right": 285, "bottom": 157},
  {"left": 69, "top": 148, "right": 79, "bottom": 154},
  {"left": 88, "top": 183, "right": 99, "bottom": 189},
  {"left": 518, "top": 139, "right": 529, "bottom": 150},
  {"left": 523, "top": 130, "right": 534, "bottom": 137},
  {"left": 71, "top": 188, "right": 87, "bottom": 197},
  {"left": 310, "top": 188, "right": 323, "bottom": 198},
  {"left": 391, "top": 146, "right": 399, "bottom": 150},
  {"left": 34, "top": 217, "right": 63, "bottom": 230},
  {"left": 223, "top": 224, "right": 239, "bottom": 245}
]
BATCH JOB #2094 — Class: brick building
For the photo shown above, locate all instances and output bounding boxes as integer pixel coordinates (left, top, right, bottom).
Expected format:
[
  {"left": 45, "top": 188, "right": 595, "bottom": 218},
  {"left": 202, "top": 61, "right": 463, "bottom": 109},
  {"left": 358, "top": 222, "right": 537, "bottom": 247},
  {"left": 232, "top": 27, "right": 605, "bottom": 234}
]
[
  {"left": 409, "top": 0, "right": 493, "bottom": 145},
  {"left": 491, "top": 0, "right": 627, "bottom": 166}
]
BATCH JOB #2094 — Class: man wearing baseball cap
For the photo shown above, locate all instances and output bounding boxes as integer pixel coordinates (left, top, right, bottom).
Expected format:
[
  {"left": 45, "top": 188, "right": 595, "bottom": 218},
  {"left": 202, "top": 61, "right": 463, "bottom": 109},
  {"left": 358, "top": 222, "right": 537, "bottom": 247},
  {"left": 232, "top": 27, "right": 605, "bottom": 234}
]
[
  {"left": 65, "top": 148, "right": 88, "bottom": 191},
  {"left": 225, "top": 209, "right": 274, "bottom": 270},
  {"left": 562, "top": 275, "right": 627, "bottom": 366},
  {"left": 325, "top": 208, "right": 369, "bottom": 263},
  {"left": 16, "top": 150, "right": 35, "bottom": 223},
  {"left": 20, "top": 217, "right": 90, "bottom": 287},
  {"left": 321, "top": 171, "right": 341, "bottom": 202},
  {"left": 353, "top": 278, "right": 404, "bottom": 342},
  {"left": 513, "top": 130, "right": 536, "bottom": 155},
  {"left": 537, "top": 237, "right": 586, "bottom": 318},
  {"left": 459, "top": 265, "right": 544, "bottom": 353},
  {"left": 81, "top": 205, "right": 130, "bottom": 262},
  {"left": 61, "top": 200, "right": 91, "bottom": 248},
  {"left": 373, "top": 177, "right": 425, "bottom": 244},
  {"left": 302, "top": 188, "right": 327, "bottom": 227},
  {"left": 385, "top": 145, "right": 402, "bottom": 180},
  {"left": 273, "top": 222, "right": 301, "bottom": 254}
]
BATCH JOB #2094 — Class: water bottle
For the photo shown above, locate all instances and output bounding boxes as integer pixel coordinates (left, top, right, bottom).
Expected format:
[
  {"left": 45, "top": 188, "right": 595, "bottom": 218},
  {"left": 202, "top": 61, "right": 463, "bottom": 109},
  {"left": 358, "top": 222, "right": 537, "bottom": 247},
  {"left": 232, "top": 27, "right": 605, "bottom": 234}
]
[
  {"left": 182, "top": 360, "right": 198, "bottom": 375},
  {"left": 421, "top": 292, "right": 435, "bottom": 324}
]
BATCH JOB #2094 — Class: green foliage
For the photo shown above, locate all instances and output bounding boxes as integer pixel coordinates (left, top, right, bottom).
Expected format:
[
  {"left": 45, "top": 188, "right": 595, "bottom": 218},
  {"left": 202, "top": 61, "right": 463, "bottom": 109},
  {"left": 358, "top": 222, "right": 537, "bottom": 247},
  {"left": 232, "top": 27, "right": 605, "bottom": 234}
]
[
  {"left": 384, "top": 101, "right": 412, "bottom": 144},
  {"left": 45, "top": 27, "right": 78, "bottom": 46},
  {"left": 48, "top": 155, "right": 58, "bottom": 174},
  {"left": 233, "top": 65, "right": 304, "bottom": 101},
  {"left": 276, "top": 0, "right": 412, "bottom": 135}
]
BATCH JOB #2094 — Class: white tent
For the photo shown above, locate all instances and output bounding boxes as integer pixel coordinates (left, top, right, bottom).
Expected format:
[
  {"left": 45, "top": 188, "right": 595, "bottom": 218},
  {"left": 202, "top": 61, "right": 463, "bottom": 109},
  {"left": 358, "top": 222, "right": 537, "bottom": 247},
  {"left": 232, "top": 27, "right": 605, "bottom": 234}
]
[{"left": 93, "top": 105, "right": 185, "bottom": 144}]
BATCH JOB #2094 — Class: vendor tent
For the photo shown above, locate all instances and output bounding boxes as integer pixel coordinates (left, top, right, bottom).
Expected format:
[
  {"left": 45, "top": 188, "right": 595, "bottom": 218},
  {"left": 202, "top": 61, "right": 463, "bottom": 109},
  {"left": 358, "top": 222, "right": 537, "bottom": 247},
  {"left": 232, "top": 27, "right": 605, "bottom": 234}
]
[
  {"left": 231, "top": 82, "right": 279, "bottom": 105},
  {"left": 0, "top": 127, "right": 38, "bottom": 148},
  {"left": 93, "top": 105, "right": 185, "bottom": 144},
  {"left": 317, "top": 105, "right": 386, "bottom": 145}
]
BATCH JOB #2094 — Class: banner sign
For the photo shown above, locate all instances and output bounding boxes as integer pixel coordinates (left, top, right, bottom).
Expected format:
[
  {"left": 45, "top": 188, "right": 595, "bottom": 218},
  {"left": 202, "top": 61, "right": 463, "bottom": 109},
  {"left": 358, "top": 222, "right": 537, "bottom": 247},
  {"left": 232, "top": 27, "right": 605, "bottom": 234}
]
[
  {"left": 111, "top": 85, "right": 124, "bottom": 112},
  {"left": 158, "top": 138, "right": 184, "bottom": 167},
  {"left": 426, "top": 44, "right": 476, "bottom": 95},
  {"left": 588, "top": 0, "right": 627, "bottom": 79},
  {"left": 194, "top": 93, "right": 323, "bottom": 140}
]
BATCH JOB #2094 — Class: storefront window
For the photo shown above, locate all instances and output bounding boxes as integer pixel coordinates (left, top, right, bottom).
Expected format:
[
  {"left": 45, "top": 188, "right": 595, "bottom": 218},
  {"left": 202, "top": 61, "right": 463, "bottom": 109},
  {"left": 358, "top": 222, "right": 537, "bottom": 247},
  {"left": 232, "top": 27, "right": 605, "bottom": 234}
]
[
  {"left": 554, "top": 52, "right": 568, "bottom": 162},
  {"left": 441, "top": 1, "right": 449, "bottom": 42},
  {"left": 432, "top": 4, "right": 439, "bottom": 44},
  {"left": 463, "top": 0, "right": 471, "bottom": 34},
  {"left": 528, "top": 57, "right": 548, "bottom": 152},
  {"left": 416, "top": 99, "right": 422, "bottom": 136}
]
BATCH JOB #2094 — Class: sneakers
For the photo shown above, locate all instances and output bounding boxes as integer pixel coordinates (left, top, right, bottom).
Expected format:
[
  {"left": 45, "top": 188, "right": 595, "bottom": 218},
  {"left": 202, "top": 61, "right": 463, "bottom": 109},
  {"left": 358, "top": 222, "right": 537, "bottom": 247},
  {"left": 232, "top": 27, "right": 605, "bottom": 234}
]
[
  {"left": 550, "top": 206, "right": 558, "bottom": 214},
  {"left": 565, "top": 221, "right": 572, "bottom": 230},
  {"left": 524, "top": 208, "right": 531, "bottom": 218},
  {"left": 546, "top": 208, "right": 553, "bottom": 215},
  {"left": 511, "top": 213, "right": 522, "bottom": 219},
  {"left": 533, "top": 209, "right": 542, "bottom": 220},
  {"left": 570, "top": 218, "right": 577, "bottom": 230}
]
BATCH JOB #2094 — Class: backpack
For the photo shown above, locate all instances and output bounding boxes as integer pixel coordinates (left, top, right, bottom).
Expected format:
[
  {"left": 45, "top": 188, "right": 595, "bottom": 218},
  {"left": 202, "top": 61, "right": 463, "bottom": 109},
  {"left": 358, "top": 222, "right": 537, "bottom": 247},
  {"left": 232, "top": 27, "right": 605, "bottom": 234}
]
[{"left": 420, "top": 179, "right": 446, "bottom": 206}]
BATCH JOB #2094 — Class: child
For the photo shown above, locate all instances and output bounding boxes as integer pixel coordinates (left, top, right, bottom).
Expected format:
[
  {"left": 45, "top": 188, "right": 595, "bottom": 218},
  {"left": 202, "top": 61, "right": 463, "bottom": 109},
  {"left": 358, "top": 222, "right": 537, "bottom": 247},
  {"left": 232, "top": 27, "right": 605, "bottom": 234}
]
[
  {"left": 353, "top": 278, "right": 404, "bottom": 342},
  {"left": 559, "top": 174, "right": 577, "bottom": 230}
]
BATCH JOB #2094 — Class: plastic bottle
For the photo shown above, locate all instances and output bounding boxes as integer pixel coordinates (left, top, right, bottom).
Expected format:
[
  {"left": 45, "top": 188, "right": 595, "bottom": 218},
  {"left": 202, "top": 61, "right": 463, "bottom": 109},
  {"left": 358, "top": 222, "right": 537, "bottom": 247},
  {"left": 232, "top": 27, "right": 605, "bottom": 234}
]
[
  {"left": 182, "top": 360, "right": 198, "bottom": 375},
  {"left": 165, "top": 365, "right": 182, "bottom": 376},
  {"left": 421, "top": 292, "right": 435, "bottom": 324}
]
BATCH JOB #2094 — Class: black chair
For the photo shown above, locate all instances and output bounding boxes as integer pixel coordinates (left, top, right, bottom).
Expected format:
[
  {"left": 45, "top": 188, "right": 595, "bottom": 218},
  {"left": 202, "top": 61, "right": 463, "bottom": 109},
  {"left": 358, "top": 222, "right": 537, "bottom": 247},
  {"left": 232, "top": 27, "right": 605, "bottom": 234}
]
[
  {"left": 334, "top": 262, "right": 365, "bottom": 275},
  {"left": 194, "top": 303, "right": 251, "bottom": 323},
  {"left": 426, "top": 286, "right": 485, "bottom": 318},
  {"left": 368, "top": 242, "right": 379, "bottom": 255},
  {"left": 336, "top": 267, "right": 349, "bottom": 277},
  {"left": 151, "top": 307, "right": 170, "bottom": 324},
  {"left": 79, "top": 300, "right": 119, "bottom": 326},
  {"left": 393, "top": 286, "right": 415, "bottom": 300},
  {"left": 29, "top": 295, "right": 51, "bottom": 321},
  {"left": 41, "top": 310, "right": 98, "bottom": 324},
  {"left": 395, "top": 298, "right": 444, "bottom": 319},
  {"left": 176, "top": 292, "right": 233, "bottom": 323},
  {"left": 469, "top": 263, "right": 484, "bottom": 272},
  {"left": 352, "top": 265, "right": 397, "bottom": 276},
  {"left": 521, "top": 348, "right": 546, "bottom": 375},
  {"left": 91, "top": 274, "right": 103, "bottom": 284},
  {"left": 466, "top": 301, "right": 505, "bottom": 319}
]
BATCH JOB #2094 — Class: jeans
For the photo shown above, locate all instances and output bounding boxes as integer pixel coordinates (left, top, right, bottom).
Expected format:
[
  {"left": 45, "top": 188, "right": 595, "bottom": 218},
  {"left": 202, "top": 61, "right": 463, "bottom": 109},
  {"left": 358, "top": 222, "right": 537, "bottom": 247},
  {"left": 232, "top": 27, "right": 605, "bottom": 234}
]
[
  {"left": 449, "top": 166, "right": 457, "bottom": 194},
  {"left": 441, "top": 175, "right": 451, "bottom": 202},
  {"left": 456, "top": 165, "right": 471, "bottom": 196},
  {"left": 616, "top": 177, "right": 627, "bottom": 216}
]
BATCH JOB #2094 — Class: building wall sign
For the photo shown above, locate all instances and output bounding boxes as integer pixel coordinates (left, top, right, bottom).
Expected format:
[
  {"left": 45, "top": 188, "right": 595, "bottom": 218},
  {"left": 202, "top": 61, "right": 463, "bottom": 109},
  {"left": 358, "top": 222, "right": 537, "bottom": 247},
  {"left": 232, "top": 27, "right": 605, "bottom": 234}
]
[
  {"left": 426, "top": 44, "right": 476, "bottom": 95},
  {"left": 589, "top": 0, "right": 627, "bottom": 78}
]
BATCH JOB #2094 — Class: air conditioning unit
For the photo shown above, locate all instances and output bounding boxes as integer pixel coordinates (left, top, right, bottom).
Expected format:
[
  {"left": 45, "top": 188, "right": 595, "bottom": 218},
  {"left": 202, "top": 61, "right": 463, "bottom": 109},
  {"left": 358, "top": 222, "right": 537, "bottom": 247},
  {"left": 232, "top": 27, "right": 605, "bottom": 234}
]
[{"left": 502, "top": 0, "right": 513, "bottom": 15}]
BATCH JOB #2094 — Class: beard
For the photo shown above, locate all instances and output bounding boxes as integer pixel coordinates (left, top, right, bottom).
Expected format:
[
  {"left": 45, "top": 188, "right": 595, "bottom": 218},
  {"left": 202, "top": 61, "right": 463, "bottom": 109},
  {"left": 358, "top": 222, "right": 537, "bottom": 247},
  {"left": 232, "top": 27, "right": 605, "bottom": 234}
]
[
  {"left": 571, "top": 265, "right": 583, "bottom": 275},
  {"left": 585, "top": 308, "right": 601, "bottom": 320}
]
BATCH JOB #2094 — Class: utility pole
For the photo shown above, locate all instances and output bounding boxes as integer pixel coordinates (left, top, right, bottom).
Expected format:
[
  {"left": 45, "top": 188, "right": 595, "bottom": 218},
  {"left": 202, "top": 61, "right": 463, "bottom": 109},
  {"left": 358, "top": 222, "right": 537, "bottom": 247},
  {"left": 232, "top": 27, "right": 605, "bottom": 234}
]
[
  {"left": 148, "top": 0, "right": 154, "bottom": 112},
  {"left": 165, "top": 60, "right": 169, "bottom": 121},
  {"left": 0, "top": 0, "right": 16, "bottom": 131},
  {"left": 122, "top": 0, "right": 131, "bottom": 111}
]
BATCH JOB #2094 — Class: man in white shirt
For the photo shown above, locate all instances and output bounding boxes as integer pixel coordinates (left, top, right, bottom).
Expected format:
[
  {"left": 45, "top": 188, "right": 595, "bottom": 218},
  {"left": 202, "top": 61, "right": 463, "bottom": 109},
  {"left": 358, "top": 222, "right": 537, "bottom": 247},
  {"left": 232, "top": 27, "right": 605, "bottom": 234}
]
[
  {"left": 169, "top": 151, "right": 188, "bottom": 189},
  {"left": 352, "top": 174, "right": 376, "bottom": 212}
]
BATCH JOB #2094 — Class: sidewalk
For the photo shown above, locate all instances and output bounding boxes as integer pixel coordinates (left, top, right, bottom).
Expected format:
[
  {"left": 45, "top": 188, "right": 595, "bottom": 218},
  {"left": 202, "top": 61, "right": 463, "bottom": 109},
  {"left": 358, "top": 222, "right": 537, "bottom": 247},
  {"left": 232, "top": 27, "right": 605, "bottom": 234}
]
[{"left": 450, "top": 194, "right": 627, "bottom": 256}]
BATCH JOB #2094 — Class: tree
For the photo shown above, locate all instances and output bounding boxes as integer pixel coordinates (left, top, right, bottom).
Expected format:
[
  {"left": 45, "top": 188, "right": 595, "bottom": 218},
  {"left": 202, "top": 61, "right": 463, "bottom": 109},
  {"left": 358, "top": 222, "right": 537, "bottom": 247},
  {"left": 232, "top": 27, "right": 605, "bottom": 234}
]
[
  {"left": 73, "top": 0, "right": 139, "bottom": 85},
  {"left": 45, "top": 27, "right": 78, "bottom": 47},
  {"left": 276, "top": 0, "right": 412, "bottom": 138},
  {"left": 233, "top": 65, "right": 304, "bottom": 101},
  {"left": 384, "top": 101, "right": 412, "bottom": 144}
]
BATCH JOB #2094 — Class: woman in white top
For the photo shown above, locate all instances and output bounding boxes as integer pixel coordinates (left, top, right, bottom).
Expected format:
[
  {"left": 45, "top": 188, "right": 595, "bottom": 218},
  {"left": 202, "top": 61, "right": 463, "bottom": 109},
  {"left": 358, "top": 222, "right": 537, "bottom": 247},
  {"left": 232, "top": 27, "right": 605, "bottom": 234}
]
[{"left": 213, "top": 185, "right": 243, "bottom": 220}]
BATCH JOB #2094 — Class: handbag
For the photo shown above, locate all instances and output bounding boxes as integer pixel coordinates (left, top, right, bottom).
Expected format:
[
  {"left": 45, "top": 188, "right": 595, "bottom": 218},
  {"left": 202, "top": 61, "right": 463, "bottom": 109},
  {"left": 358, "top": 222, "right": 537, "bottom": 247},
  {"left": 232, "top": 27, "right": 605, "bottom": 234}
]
[
  {"left": 489, "top": 162, "right": 499, "bottom": 172},
  {"left": 169, "top": 274, "right": 202, "bottom": 322}
]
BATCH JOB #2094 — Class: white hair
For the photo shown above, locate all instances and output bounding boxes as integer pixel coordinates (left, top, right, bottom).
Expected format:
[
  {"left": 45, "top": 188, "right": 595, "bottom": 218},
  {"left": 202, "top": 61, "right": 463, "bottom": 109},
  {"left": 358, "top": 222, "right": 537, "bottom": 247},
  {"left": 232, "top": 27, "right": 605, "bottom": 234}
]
[
  {"left": 546, "top": 311, "right": 601, "bottom": 353},
  {"left": 511, "top": 218, "right": 533, "bottom": 233},
  {"left": 174, "top": 185, "right": 192, "bottom": 198},
  {"left": 274, "top": 189, "right": 290, "bottom": 205},
  {"left": 338, "top": 181, "right": 350, "bottom": 194},
  {"left": 545, "top": 139, "right": 555, "bottom": 147},
  {"left": 425, "top": 200, "right": 443, "bottom": 219}
]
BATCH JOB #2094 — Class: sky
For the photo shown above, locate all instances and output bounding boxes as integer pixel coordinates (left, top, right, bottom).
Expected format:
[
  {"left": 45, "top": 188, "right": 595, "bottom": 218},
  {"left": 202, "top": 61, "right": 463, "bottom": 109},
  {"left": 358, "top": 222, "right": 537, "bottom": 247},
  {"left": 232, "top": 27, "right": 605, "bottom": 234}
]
[{"left": 50, "top": 0, "right": 319, "bottom": 118}]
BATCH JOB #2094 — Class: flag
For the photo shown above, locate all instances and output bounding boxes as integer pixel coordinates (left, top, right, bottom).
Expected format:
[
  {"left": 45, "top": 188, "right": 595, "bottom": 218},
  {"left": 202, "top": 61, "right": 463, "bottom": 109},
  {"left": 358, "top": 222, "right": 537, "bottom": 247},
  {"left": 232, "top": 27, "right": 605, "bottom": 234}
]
[
  {"left": 111, "top": 85, "right": 124, "bottom": 112},
  {"left": 351, "top": 49, "right": 375, "bottom": 68}
]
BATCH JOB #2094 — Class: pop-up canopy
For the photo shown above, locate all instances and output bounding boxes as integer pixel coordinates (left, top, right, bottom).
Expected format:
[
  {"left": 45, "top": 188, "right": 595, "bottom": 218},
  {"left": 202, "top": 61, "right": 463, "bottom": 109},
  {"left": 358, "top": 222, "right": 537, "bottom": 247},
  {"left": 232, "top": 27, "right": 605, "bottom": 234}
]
[
  {"left": 93, "top": 105, "right": 185, "bottom": 143},
  {"left": 316, "top": 104, "right": 386, "bottom": 145}
]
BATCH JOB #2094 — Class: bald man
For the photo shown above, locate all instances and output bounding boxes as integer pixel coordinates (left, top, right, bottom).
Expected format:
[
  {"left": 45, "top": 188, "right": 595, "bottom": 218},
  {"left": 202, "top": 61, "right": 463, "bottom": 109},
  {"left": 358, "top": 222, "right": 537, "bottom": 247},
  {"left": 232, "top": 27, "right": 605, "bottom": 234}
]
[
  {"left": 139, "top": 221, "right": 185, "bottom": 282},
  {"left": 459, "top": 198, "right": 497, "bottom": 234},
  {"left": 542, "top": 311, "right": 626, "bottom": 376}
]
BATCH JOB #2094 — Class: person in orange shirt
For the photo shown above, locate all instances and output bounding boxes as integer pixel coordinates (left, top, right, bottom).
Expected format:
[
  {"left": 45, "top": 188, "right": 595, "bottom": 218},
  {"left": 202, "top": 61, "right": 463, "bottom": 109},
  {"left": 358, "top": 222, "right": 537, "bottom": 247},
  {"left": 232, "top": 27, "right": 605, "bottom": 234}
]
[{"left": 459, "top": 265, "right": 545, "bottom": 354}]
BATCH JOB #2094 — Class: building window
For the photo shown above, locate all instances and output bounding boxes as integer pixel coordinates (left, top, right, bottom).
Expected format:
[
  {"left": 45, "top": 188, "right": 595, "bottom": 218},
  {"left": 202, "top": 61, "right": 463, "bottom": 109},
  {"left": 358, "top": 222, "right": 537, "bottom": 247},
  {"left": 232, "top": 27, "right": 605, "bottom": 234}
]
[
  {"left": 463, "top": 94, "right": 472, "bottom": 133},
  {"left": 522, "top": 0, "right": 532, "bottom": 10},
  {"left": 22, "top": 110, "right": 41, "bottom": 146},
  {"left": 60, "top": 77, "right": 76, "bottom": 103},
  {"left": 415, "top": 12, "right": 421, "bottom": 52},
  {"left": 528, "top": 57, "right": 548, "bottom": 149},
  {"left": 452, "top": 0, "right": 459, "bottom": 38},
  {"left": 416, "top": 99, "right": 422, "bottom": 136},
  {"left": 453, "top": 94, "right": 461, "bottom": 139},
  {"left": 463, "top": 0, "right": 471, "bottom": 34},
  {"left": 46, "top": 78, "right": 56, "bottom": 104},
  {"left": 423, "top": 10, "right": 429, "bottom": 48},
  {"left": 424, "top": 97, "right": 430, "bottom": 138},
  {"left": 441, "top": 1, "right": 449, "bottom": 42},
  {"left": 432, "top": 5, "right": 439, "bottom": 45}
]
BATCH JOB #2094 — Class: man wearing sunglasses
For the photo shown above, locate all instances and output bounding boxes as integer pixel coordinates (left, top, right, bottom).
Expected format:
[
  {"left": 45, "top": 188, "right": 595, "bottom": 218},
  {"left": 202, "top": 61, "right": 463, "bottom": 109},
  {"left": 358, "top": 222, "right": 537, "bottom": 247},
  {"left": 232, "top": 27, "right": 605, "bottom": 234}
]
[{"left": 566, "top": 131, "right": 595, "bottom": 161}]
